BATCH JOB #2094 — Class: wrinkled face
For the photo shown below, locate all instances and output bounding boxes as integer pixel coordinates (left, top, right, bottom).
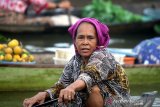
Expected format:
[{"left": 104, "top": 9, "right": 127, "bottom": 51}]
[{"left": 75, "top": 22, "right": 98, "bottom": 59}]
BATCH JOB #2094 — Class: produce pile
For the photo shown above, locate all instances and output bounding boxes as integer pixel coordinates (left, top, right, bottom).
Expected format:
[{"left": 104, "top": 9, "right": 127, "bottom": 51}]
[
  {"left": 0, "top": 39, "right": 35, "bottom": 63},
  {"left": 82, "top": 0, "right": 143, "bottom": 24}
]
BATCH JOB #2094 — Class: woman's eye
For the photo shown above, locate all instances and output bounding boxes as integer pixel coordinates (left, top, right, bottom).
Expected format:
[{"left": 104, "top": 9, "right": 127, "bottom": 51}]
[
  {"left": 88, "top": 36, "right": 94, "bottom": 40},
  {"left": 77, "top": 36, "right": 84, "bottom": 39}
]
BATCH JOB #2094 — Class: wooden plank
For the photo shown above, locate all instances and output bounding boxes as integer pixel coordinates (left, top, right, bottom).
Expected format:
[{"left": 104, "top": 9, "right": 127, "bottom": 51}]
[{"left": 0, "top": 63, "right": 64, "bottom": 68}]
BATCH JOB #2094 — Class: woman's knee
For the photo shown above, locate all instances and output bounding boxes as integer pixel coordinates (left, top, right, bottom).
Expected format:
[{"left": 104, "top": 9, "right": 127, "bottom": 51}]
[
  {"left": 91, "top": 85, "right": 101, "bottom": 93},
  {"left": 86, "top": 85, "right": 104, "bottom": 107}
]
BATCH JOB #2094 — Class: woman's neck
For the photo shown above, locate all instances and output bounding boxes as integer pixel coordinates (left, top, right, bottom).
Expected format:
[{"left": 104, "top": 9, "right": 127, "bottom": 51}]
[{"left": 82, "top": 57, "right": 89, "bottom": 65}]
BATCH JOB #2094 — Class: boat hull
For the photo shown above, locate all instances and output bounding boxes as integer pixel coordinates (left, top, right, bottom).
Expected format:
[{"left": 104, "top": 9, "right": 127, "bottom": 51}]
[{"left": 0, "top": 19, "right": 159, "bottom": 35}]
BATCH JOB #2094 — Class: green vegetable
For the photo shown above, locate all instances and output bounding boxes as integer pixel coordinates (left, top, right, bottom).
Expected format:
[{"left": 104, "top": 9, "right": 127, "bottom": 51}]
[{"left": 82, "top": 0, "right": 143, "bottom": 24}]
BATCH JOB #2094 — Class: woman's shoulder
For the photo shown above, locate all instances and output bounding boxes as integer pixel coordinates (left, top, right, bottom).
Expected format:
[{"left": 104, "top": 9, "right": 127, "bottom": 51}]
[
  {"left": 88, "top": 48, "right": 120, "bottom": 69},
  {"left": 91, "top": 48, "right": 119, "bottom": 64},
  {"left": 65, "top": 55, "right": 81, "bottom": 65},
  {"left": 93, "top": 48, "right": 113, "bottom": 58}
]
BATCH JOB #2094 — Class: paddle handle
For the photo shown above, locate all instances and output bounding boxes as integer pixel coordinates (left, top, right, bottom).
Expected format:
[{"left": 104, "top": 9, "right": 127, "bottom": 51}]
[
  {"left": 67, "top": 9, "right": 72, "bottom": 25},
  {"left": 32, "top": 98, "right": 58, "bottom": 107}
]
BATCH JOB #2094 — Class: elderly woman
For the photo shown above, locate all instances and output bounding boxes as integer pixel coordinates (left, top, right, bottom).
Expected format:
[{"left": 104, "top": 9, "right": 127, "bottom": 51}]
[{"left": 23, "top": 18, "right": 130, "bottom": 107}]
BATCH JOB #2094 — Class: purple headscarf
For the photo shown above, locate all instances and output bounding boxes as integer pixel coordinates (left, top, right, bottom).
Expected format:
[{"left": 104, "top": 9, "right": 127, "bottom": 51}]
[{"left": 68, "top": 17, "right": 110, "bottom": 50}]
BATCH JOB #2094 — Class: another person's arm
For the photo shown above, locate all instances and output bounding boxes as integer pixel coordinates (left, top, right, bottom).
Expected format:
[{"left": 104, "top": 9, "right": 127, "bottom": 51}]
[
  {"left": 32, "top": 0, "right": 72, "bottom": 14},
  {"left": 47, "top": 0, "right": 72, "bottom": 9}
]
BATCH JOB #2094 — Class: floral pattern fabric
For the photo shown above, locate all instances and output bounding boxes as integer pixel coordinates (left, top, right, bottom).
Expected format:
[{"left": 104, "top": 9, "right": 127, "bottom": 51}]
[{"left": 133, "top": 37, "right": 160, "bottom": 64}]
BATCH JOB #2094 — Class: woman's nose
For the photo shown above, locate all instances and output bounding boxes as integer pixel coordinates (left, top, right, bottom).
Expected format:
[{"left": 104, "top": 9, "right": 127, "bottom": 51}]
[{"left": 83, "top": 38, "right": 89, "bottom": 44}]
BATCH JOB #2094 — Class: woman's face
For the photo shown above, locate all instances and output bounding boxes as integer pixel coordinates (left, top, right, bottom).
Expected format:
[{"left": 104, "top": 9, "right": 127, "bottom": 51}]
[{"left": 75, "top": 22, "right": 98, "bottom": 59}]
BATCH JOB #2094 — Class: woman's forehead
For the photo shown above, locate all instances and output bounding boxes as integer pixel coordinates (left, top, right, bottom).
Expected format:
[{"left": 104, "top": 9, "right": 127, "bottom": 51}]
[
  {"left": 77, "top": 22, "right": 96, "bottom": 32},
  {"left": 78, "top": 22, "right": 94, "bottom": 27}
]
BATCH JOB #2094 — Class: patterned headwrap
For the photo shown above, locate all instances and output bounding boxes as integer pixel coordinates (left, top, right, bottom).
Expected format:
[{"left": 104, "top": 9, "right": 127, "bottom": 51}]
[{"left": 68, "top": 17, "right": 110, "bottom": 50}]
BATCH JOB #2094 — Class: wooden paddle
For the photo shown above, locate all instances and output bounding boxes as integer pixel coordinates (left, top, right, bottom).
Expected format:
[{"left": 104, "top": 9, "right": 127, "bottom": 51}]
[{"left": 32, "top": 98, "right": 58, "bottom": 107}]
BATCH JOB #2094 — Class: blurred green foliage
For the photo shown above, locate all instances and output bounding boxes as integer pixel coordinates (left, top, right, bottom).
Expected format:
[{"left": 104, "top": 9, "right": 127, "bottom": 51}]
[
  {"left": 154, "top": 24, "right": 160, "bottom": 34},
  {"left": 82, "top": 0, "right": 143, "bottom": 24},
  {"left": 0, "top": 34, "right": 9, "bottom": 43}
]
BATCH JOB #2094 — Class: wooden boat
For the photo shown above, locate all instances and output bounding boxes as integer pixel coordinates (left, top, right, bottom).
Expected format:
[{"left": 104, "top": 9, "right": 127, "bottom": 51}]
[
  {"left": 0, "top": 19, "right": 160, "bottom": 35},
  {"left": 1, "top": 0, "right": 160, "bottom": 35},
  {"left": 0, "top": 23, "right": 68, "bottom": 33},
  {"left": 32, "top": 91, "right": 158, "bottom": 107},
  {"left": 0, "top": 4, "right": 160, "bottom": 35},
  {"left": 108, "top": 19, "right": 160, "bottom": 35}
]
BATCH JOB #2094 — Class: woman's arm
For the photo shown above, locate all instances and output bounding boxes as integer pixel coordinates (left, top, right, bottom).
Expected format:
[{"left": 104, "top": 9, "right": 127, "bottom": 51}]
[
  {"left": 46, "top": 0, "right": 72, "bottom": 9},
  {"left": 46, "top": 2, "right": 57, "bottom": 9},
  {"left": 67, "top": 79, "right": 86, "bottom": 91}
]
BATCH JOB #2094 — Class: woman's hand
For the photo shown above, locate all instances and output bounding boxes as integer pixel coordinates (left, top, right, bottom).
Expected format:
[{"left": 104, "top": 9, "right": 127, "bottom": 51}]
[
  {"left": 23, "top": 92, "right": 48, "bottom": 107},
  {"left": 58, "top": 80, "right": 86, "bottom": 105},
  {"left": 58, "top": 86, "right": 76, "bottom": 104}
]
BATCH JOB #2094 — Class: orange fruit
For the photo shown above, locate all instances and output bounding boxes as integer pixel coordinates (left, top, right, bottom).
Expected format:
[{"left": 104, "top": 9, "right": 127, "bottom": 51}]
[
  {"left": 8, "top": 39, "right": 19, "bottom": 48},
  {"left": 0, "top": 44, "right": 4, "bottom": 50},
  {"left": 21, "top": 53, "right": 28, "bottom": 61},
  {"left": 4, "top": 47, "right": 13, "bottom": 54},
  {"left": 13, "top": 54, "right": 21, "bottom": 60},
  {"left": 4, "top": 54, "right": 12, "bottom": 61},
  {"left": 13, "top": 46, "right": 22, "bottom": 54}
]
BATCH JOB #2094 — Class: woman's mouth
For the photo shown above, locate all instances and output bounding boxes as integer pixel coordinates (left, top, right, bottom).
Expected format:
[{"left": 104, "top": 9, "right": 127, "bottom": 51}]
[{"left": 81, "top": 48, "right": 89, "bottom": 52}]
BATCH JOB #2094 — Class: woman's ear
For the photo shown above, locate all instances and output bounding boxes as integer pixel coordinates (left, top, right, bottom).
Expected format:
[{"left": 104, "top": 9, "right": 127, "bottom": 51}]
[
  {"left": 74, "top": 44, "right": 79, "bottom": 54},
  {"left": 74, "top": 45, "right": 77, "bottom": 51}
]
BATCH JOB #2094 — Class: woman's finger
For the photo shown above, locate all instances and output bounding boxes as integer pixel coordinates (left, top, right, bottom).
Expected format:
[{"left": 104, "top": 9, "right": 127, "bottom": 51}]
[
  {"left": 64, "top": 93, "right": 68, "bottom": 100},
  {"left": 23, "top": 98, "right": 30, "bottom": 107},
  {"left": 71, "top": 92, "right": 75, "bottom": 100},
  {"left": 58, "top": 92, "right": 63, "bottom": 103},
  {"left": 68, "top": 95, "right": 72, "bottom": 101},
  {"left": 23, "top": 98, "right": 36, "bottom": 107},
  {"left": 38, "top": 98, "right": 45, "bottom": 104}
]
